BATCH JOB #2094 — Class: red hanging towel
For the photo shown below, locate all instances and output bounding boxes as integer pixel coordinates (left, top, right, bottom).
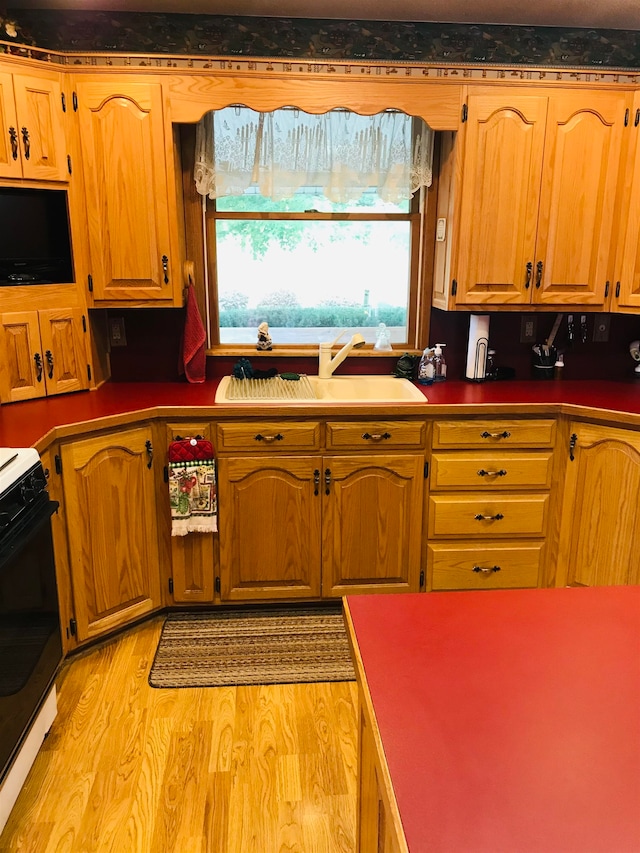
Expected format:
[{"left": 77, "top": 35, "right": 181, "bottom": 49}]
[{"left": 181, "top": 284, "right": 206, "bottom": 383}]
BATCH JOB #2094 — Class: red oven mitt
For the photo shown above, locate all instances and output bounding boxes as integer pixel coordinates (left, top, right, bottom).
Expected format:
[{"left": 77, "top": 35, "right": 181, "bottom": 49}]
[{"left": 168, "top": 437, "right": 214, "bottom": 463}]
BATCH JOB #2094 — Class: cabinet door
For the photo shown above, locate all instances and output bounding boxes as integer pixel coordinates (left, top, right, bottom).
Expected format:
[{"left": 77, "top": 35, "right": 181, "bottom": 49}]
[
  {"left": 217, "top": 456, "right": 321, "bottom": 601},
  {"left": 558, "top": 423, "right": 640, "bottom": 586},
  {"left": 0, "top": 71, "right": 21, "bottom": 179},
  {"left": 61, "top": 427, "right": 161, "bottom": 641},
  {"left": 453, "top": 92, "right": 547, "bottom": 305},
  {"left": 76, "top": 79, "right": 175, "bottom": 302},
  {"left": 613, "top": 92, "right": 640, "bottom": 309},
  {"left": 165, "top": 421, "right": 216, "bottom": 603},
  {"left": 322, "top": 454, "right": 424, "bottom": 597},
  {"left": 0, "top": 311, "right": 46, "bottom": 402},
  {"left": 39, "top": 308, "right": 89, "bottom": 396},
  {"left": 533, "top": 91, "right": 627, "bottom": 306},
  {"left": 11, "top": 72, "right": 68, "bottom": 181}
]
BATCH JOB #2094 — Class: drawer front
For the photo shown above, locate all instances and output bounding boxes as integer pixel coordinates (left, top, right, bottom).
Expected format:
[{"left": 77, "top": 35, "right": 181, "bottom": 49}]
[
  {"left": 430, "top": 451, "right": 553, "bottom": 490},
  {"left": 428, "top": 493, "right": 548, "bottom": 537},
  {"left": 432, "top": 419, "right": 556, "bottom": 449},
  {"left": 428, "top": 542, "right": 542, "bottom": 590},
  {"left": 325, "top": 420, "right": 426, "bottom": 450},
  {"left": 216, "top": 421, "right": 321, "bottom": 452}
]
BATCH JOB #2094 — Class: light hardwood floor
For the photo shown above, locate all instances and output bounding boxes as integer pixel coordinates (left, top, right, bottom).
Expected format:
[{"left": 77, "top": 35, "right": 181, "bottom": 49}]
[{"left": 0, "top": 617, "right": 359, "bottom": 853}]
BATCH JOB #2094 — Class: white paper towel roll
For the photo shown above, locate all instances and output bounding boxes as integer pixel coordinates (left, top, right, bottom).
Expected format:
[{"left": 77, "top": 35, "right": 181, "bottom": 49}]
[{"left": 465, "top": 314, "right": 490, "bottom": 380}]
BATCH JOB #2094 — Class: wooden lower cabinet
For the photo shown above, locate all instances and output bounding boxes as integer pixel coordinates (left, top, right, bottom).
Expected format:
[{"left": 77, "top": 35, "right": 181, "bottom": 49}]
[
  {"left": 322, "top": 454, "right": 423, "bottom": 596},
  {"left": 165, "top": 420, "right": 217, "bottom": 603},
  {"left": 217, "top": 456, "right": 322, "bottom": 601},
  {"left": 61, "top": 425, "right": 162, "bottom": 642},
  {"left": 557, "top": 422, "right": 640, "bottom": 586},
  {"left": 217, "top": 451, "right": 424, "bottom": 601}
]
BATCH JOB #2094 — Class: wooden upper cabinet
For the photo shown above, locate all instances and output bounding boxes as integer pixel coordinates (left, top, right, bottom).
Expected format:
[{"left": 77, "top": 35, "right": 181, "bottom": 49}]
[
  {"left": 0, "top": 68, "right": 68, "bottom": 181},
  {"left": 453, "top": 93, "right": 548, "bottom": 305},
  {"left": 612, "top": 91, "right": 640, "bottom": 310},
  {"left": 75, "top": 78, "right": 178, "bottom": 303},
  {"left": 0, "top": 308, "right": 88, "bottom": 402},
  {"left": 534, "top": 91, "right": 627, "bottom": 306},
  {"left": 450, "top": 88, "right": 628, "bottom": 308}
]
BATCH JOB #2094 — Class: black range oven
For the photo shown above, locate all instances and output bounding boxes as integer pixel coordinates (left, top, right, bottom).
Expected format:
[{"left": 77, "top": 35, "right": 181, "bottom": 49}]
[{"left": 0, "top": 448, "right": 62, "bottom": 786}]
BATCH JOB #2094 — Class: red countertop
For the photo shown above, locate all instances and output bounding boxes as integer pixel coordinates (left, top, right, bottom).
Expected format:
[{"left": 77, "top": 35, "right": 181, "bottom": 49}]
[
  {"left": 346, "top": 587, "right": 640, "bottom": 853},
  {"left": 3, "top": 378, "right": 640, "bottom": 449}
]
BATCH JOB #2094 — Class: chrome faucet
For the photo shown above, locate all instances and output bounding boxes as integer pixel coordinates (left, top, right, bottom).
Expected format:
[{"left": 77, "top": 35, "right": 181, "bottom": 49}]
[{"left": 318, "top": 331, "right": 366, "bottom": 378}]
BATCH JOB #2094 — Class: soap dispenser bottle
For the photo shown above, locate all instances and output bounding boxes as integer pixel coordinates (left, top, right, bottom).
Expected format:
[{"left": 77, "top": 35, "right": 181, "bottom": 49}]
[
  {"left": 418, "top": 347, "right": 435, "bottom": 385},
  {"left": 433, "top": 344, "right": 447, "bottom": 381}
]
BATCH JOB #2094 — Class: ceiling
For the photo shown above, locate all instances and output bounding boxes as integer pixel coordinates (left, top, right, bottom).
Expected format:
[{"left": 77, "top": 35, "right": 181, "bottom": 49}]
[{"left": 6, "top": 0, "right": 640, "bottom": 31}]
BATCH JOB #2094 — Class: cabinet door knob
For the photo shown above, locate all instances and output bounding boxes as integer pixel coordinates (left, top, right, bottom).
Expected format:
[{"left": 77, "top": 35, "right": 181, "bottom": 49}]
[
  {"left": 324, "top": 468, "right": 331, "bottom": 495},
  {"left": 8, "top": 127, "right": 18, "bottom": 160},
  {"left": 45, "top": 350, "right": 54, "bottom": 379},
  {"left": 524, "top": 261, "right": 532, "bottom": 289},
  {"left": 535, "top": 260, "right": 543, "bottom": 288},
  {"left": 34, "top": 352, "right": 43, "bottom": 382},
  {"left": 313, "top": 469, "right": 320, "bottom": 496},
  {"left": 21, "top": 126, "right": 30, "bottom": 160},
  {"left": 145, "top": 439, "right": 153, "bottom": 469},
  {"left": 162, "top": 255, "right": 169, "bottom": 284}
]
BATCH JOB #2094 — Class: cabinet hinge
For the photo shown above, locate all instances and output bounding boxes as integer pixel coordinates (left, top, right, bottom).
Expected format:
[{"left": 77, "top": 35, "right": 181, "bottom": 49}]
[
  {"left": 72, "top": 91, "right": 78, "bottom": 112},
  {"left": 616, "top": 281, "right": 621, "bottom": 298},
  {"left": 82, "top": 314, "right": 87, "bottom": 332},
  {"left": 67, "top": 154, "right": 72, "bottom": 175},
  {"left": 61, "top": 92, "right": 66, "bottom": 112},
  {"left": 54, "top": 454, "right": 62, "bottom": 475},
  {"left": 69, "top": 618, "right": 77, "bottom": 637},
  {"left": 635, "top": 108, "right": 640, "bottom": 127},
  {"left": 605, "top": 281, "right": 610, "bottom": 298},
  {"left": 625, "top": 107, "right": 630, "bottom": 126},
  {"left": 215, "top": 576, "right": 221, "bottom": 594},
  {"left": 451, "top": 279, "right": 458, "bottom": 296},
  {"left": 87, "top": 364, "right": 91, "bottom": 381},
  {"left": 163, "top": 465, "right": 169, "bottom": 483},
  {"left": 87, "top": 274, "right": 93, "bottom": 293},
  {"left": 461, "top": 103, "right": 468, "bottom": 123},
  {"left": 168, "top": 577, "right": 174, "bottom": 595},
  {"left": 424, "top": 460, "right": 429, "bottom": 478},
  {"left": 419, "top": 570, "right": 425, "bottom": 589}
]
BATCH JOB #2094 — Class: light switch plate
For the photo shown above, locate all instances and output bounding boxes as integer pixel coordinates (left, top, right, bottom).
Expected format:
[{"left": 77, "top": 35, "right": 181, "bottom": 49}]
[{"left": 593, "top": 314, "right": 610, "bottom": 342}]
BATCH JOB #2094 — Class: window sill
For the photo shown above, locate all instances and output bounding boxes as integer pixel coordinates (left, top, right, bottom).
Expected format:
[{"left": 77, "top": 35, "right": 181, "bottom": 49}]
[{"left": 207, "top": 346, "right": 421, "bottom": 358}]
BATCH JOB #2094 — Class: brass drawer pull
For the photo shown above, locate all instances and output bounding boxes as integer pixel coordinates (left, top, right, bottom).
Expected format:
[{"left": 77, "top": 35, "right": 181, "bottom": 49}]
[
  {"left": 474, "top": 513, "right": 504, "bottom": 521},
  {"left": 472, "top": 565, "right": 501, "bottom": 574},
  {"left": 477, "top": 469, "right": 507, "bottom": 477},
  {"left": 362, "top": 432, "right": 391, "bottom": 441},
  {"left": 480, "top": 431, "right": 511, "bottom": 440},
  {"left": 254, "top": 433, "right": 284, "bottom": 442}
]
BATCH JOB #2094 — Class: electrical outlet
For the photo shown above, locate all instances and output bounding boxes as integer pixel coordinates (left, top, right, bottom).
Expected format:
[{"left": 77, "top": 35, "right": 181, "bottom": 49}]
[
  {"left": 593, "top": 314, "right": 610, "bottom": 343},
  {"left": 520, "top": 315, "right": 537, "bottom": 344},
  {"left": 109, "top": 316, "right": 127, "bottom": 347}
]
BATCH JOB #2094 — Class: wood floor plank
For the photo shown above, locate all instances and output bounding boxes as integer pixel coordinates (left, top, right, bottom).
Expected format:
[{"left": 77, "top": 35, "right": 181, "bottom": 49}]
[{"left": 0, "top": 618, "right": 358, "bottom": 853}]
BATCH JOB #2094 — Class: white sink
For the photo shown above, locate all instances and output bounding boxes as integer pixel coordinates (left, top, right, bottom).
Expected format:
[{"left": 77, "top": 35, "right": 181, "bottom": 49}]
[
  {"left": 308, "top": 375, "right": 426, "bottom": 403},
  {"left": 215, "top": 374, "right": 427, "bottom": 404}
]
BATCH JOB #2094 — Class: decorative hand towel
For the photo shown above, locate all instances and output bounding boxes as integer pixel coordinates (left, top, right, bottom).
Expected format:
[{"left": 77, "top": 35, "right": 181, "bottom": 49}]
[
  {"left": 168, "top": 437, "right": 217, "bottom": 535},
  {"left": 180, "top": 283, "right": 207, "bottom": 383}
]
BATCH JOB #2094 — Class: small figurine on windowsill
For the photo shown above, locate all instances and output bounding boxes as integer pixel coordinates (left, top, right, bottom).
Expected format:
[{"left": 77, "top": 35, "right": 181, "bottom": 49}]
[{"left": 257, "top": 322, "right": 273, "bottom": 351}]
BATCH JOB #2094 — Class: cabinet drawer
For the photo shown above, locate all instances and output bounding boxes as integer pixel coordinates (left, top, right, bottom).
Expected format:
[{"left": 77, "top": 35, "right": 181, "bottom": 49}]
[
  {"left": 428, "top": 542, "right": 542, "bottom": 590},
  {"left": 428, "top": 493, "right": 548, "bottom": 537},
  {"left": 216, "top": 421, "right": 321, "bottom": 452},
  {"left": 430, "top": 451, "right": 553, "bottom": 489},
  {"left": 325, "top": 420, "right": 426, "bottom": 450},
  {"left": 432, "top": 419, "right": 556, "bottom": 449}
]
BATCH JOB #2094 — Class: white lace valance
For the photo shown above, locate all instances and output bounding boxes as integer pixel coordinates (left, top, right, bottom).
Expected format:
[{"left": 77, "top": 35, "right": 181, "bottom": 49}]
[{"left": 194, "top": 106, "right": 434, "bottom": 204}]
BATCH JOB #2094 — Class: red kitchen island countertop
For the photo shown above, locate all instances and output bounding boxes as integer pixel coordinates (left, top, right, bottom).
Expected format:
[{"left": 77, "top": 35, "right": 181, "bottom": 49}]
[
  {"left": 345, "top": 586, "right": 640, "bottom": 853},
  {"left": 4, "top": 378, "right": 640, "bottom": 449}
]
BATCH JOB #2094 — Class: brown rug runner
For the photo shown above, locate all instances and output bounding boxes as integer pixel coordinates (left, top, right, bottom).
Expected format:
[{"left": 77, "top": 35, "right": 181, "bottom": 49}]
[{"left": 148, "top": 605, "right": 356, "bottom": 688}]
